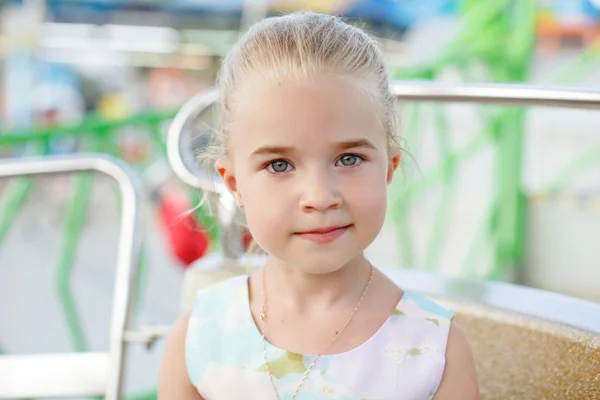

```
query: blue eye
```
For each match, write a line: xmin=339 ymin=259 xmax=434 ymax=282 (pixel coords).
xmin=337 ymin=154 xmax=362 ymax=167
xmin=267 ymin=160 xmax=291 ymax=173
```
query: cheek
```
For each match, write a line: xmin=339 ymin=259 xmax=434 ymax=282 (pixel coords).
xmin=239 ymin=173 xmax=292 ymax=213
xmin=238 ymin=174 xmax=293 ymax=244
xmin=347 ymin=167 xmax=388 ymax=224
xmin=353 ymin=184 xmax=387 ymax=217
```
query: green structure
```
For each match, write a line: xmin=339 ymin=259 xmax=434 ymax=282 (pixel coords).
xmin=390 ymin=0 xmax=600 ymax=279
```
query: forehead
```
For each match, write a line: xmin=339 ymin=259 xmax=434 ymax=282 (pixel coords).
xmin=228 ymin=75 xmax=385 ymax=152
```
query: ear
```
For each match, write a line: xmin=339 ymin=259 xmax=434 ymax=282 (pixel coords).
xmin=387 ymin=146 xmax=401 ymax=184
xmin=215 ymin=158 xmax=241 ymax=201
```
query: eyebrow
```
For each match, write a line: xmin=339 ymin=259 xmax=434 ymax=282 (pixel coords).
xmin=249 ymin=139 xmax=377 ymax=159
xmin=336 ymin=139 xmax=377 ymax=151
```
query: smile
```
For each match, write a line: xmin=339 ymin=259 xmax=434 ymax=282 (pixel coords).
xmin=294 ymin=225 xmax=351 ymax=244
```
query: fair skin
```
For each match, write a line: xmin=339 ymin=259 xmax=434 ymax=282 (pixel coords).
xmin=158 ymin=74 xmax=479 ymax=399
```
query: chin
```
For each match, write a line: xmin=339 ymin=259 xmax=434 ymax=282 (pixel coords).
xmin=279 ymin=249 xmax=365 ymax=275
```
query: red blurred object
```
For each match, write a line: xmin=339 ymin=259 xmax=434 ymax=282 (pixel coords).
xmin=158 ymin=190 xmax=209 ymax=268
xmin=242 ymin=228 xmax=253 ymax=249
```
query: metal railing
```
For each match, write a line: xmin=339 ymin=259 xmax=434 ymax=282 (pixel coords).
xmin=168 ymin=81 xmax=600 ymax=191
xmin=167 ymin=81 xmax=600 ymax=189
xmin=0 ymin=154 xmax=142 ymax=399
xmin=391 ymin=81 xmax=600 ymax=109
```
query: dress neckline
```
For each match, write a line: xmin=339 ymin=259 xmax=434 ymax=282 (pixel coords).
xmin=238 ymin=274 xmax=406 ymax=358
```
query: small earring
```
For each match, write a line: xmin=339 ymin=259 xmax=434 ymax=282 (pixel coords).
xmin=238 ymin=203 xmax=244 ymax=211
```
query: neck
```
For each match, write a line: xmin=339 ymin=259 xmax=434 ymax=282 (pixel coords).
xmin=263 ymin=255 xmax=372 ymax=313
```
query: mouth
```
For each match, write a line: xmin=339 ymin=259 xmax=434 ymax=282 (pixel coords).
xmin=294 ymin=225 xmax=351 ymax=244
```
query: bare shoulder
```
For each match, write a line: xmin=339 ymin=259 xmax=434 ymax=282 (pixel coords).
xmin=158 ymin=312 xmax=204 ymax=400
xmin=433 ymin=322 xmax=479 ymax=400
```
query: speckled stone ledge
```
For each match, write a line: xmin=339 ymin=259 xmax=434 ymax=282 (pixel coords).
xmin=439 ymin=299 xmax=600 ymax=400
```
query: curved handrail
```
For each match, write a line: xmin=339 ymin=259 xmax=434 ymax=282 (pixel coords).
xmin=0 ymin=154 xmax=143 ymax=400
xmin=167 ymin=81 xmax=600 ymax=193
xmin=166 ymin=86 xmax=220 ymax=193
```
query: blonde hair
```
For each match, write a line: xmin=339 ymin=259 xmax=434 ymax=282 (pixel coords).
xmin=200 ymin=11 xmax=398 ymax=171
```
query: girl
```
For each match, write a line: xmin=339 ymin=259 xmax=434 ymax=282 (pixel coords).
xmin=159 ymin=12 xmax=479 ymax=400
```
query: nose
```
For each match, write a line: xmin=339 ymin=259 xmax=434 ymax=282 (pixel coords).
xmin=298 ymin=168 xmax=342 ymax=212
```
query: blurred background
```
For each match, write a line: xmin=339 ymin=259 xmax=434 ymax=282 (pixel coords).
xmin=0 ymin=0 xmax=599 ymax=399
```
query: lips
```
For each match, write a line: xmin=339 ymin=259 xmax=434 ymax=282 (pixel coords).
xmin=294 ymin=225 xmax=351 ymax=244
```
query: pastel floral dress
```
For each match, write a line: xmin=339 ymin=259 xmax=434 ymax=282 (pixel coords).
xmin=186 ymin=275 xmax=453 ymax=400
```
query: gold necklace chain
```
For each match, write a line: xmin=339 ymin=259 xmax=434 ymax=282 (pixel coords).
xmin=259 ymin=264 xmax=374 ymax=400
